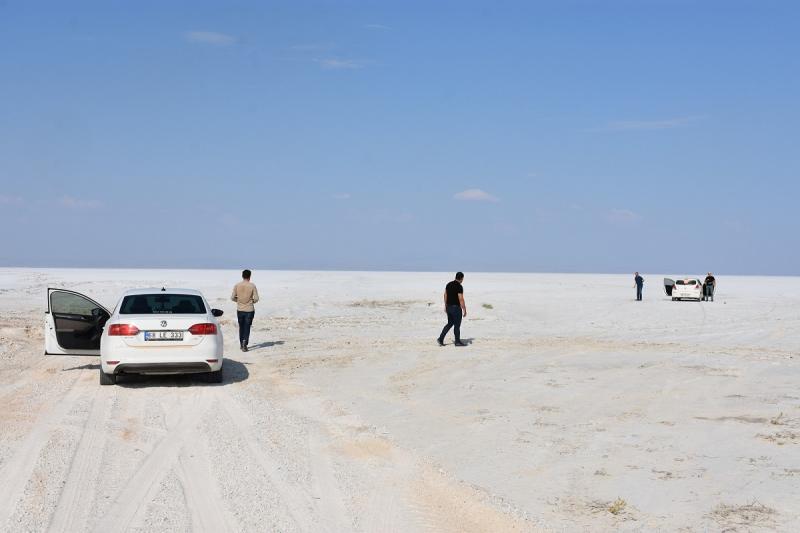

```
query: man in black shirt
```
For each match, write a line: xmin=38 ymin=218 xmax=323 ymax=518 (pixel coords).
xmin=703 ymin=272 xmax=716 ymax=301
xmin=437 ymin=272 xmax=467 ymax=346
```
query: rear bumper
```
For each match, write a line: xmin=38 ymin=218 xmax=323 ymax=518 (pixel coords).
xmin=112 ymin=362 xmax=215 ymax=375
xmin=674 ymin=294 xmax=702 ymax=300
xmin=101 ymin=353 xmax=223 ymax=374
xmin=101 ymin=337 xmax=223 ymax=374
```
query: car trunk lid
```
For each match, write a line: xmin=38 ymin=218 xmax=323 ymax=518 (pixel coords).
xmin=113 ymin=315 xmax=210 ymax=347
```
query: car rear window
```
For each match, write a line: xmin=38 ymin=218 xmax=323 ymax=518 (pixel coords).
xmin=676 ymin=280 xmax=698 ymax=285
xmin=119 ymin=294 xmax=207 ymax=314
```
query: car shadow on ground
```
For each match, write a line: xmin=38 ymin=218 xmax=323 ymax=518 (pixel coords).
xmin=111 ymin=358 xmax=250 ymax=388
xmin=62 ymin=363 xmax=101 ymax=371
xmin=247 ymin=340 xmax=285 ymax=350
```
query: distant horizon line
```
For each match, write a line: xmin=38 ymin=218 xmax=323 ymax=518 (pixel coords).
xmin=0 ymin=265 xmax=797 ymax=278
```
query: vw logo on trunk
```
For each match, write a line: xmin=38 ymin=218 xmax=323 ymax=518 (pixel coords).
xmin=160 ymin=320 xmax=167 ymax=328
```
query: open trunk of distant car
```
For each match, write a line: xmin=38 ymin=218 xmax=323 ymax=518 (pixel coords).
xmin=663 ymin=278 xmax=675 ymax=297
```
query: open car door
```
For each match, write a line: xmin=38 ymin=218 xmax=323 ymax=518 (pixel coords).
xmin=44 ymin=288 xmax=111 ymax=356
xmin=664 ymin=278 xmax=675 ymax=297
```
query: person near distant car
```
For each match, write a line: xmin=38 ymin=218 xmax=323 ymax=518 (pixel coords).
xmin=231 ymin=269 xmax=259 ymax=352
xmin=438 ymin=272 xmax=467 ymax=347
xmin=703 ymin=272 xmax=716 ymax=301
xmin=634 ymin=272 xmax=644 ymax=301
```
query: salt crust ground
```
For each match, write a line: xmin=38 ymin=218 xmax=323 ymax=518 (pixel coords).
xmin=0 ymin=268 xmax=798 ymax=532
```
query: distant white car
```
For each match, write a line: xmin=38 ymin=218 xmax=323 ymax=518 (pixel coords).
xmin=664 ymin=278 xmax=703 ymax=301
xmin=45 ymin=288 xmax=225 ymax=385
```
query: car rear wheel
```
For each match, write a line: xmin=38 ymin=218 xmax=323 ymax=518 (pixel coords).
xmin=99 ymin=370 xmax=117 ymax=385
xmin=206 ymin=367 xmax=223 ymax=384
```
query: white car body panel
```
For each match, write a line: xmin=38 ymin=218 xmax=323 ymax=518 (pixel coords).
xmin=45 ymin=313 xmax=105 ymax=356
xmin=44 ymin=289 xmax=109 ymax=356
xmin=671 ymin=278 xmax=703 ymax=300
xmin=45 ymin=287 xmax=224 ymax=382
xmin=102 ymin=289 xmax=223 ymax=375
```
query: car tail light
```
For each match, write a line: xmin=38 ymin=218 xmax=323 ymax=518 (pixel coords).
xmin=189 ymin=323 xmax=217 ymax=335
xmin=108 ymin=324 xmax=140 ymax=336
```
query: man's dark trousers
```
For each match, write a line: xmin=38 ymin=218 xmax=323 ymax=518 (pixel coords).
xmin=237 ymin=311 xmax=255 ymax=346
xmin=636 ymin=286 xmax=643 ymax=301
xmin=439 ymin=305 xmax=463 ymax=344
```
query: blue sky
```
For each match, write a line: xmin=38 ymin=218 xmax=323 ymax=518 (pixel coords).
xmin=1 ymin=0 xmax=798 ymax=274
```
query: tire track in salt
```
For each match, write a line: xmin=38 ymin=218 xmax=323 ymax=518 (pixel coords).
xmin=47 ymin=385 xmax=113 ymax=533
xmin=362 ymin=482 xmax=406 ymax=533
xmin=217 ymin=393 xmax=315 ymax=531
xmin=356 ymin=442 xmax=418 ymax=533
xmin=177 ymin=431 xmax=235 ymax=532
xmin=308 ymin=426 xmax=352 ymax=532
xmin=92 ymin=389 xmax=213 ymax=533
xmin=0 ymin=365 xmax=92 ymax=529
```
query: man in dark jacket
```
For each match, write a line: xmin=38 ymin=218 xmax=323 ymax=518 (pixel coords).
xmin=437 ymin=272 xmax=467 ymax=346
xmin=634 ymin=272 xmax=644 ymax=301
xmin=703 ymin=272 xmax=716 ymax=301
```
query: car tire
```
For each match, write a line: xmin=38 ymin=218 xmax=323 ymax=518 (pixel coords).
xmin=672 ymin=297 xmax=677 ymax=301
xmin=99 ymin=370 xmax=117 ymax=385
xmin=206 ymin=367 xmax=223 ymax=384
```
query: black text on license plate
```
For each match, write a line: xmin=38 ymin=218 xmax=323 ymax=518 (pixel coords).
xmin=145 ymin=331 xmax=184 ymax=341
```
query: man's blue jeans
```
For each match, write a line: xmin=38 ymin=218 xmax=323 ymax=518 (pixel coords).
xmin=439 ymin=305 xmax=463 ymax=343
xmin=237 ymin=311 xmax=255 ymax=346
xmin=636 ymin=286 xmax=643 ymax=301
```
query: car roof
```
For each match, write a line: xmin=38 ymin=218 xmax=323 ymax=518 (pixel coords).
xmin=120 ymin=288 xmax=205 ymax=297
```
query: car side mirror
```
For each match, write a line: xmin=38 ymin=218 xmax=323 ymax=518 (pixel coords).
xmin=211 ymin=308 xmax=223 ymax=317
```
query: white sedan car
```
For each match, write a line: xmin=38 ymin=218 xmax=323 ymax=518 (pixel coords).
xmin=664 ymin=278 xmax=703 ymax=301
xmin=45 ymin=288 xmax=225 ymax=385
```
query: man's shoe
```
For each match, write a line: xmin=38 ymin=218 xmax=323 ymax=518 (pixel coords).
xmin=454 ymin=341 xmax=467 ymax=347
xmin=242 ymin=344 xmax=249 ymax=353
xmin=437 ymin=338 xmax=444 ymax=346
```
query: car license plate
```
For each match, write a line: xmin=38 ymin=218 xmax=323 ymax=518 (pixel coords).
xmin=144 ymin=331 xmax=184 ymax=341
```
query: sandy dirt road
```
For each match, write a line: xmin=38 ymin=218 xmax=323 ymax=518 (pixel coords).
xmin=0 ymin=269 xmax=798 ymax=531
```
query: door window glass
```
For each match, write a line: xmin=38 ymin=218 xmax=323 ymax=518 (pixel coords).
xmin=51 ymin=291 xmax=98 ymax=316
xmin=50 ymin=291 xmax=106 ymax=351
